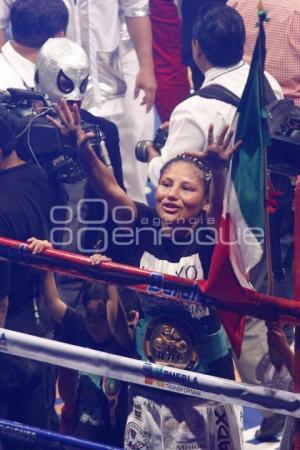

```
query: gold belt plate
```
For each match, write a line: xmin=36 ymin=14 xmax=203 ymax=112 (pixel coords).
xmin=144 ymin=315 xmax=200 ymax=370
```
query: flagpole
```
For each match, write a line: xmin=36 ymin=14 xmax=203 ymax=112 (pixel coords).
xmin=294 ymin=177 xmax=300 ymax=449
xmin=256 ymin=2 xmax=285 ymax=376
xmin=257 ymin=1 xmax=273 ymax=297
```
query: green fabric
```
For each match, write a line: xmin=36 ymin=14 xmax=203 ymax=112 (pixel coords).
xmin=231 ymin=19 xmax=270 ymax=235
xmin=81 ymin=371 xmax=101 ymax=388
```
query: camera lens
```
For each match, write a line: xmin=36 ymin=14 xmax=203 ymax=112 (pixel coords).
xmin=135 ymin=128 xmax=168 ymax=163
xmin=135 ymin=140 xmax=150 ymax=162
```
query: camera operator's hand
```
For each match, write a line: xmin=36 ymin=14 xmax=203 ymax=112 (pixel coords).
xmin=145 ymin=122 xmax=169 ymax=161
xmin=160 ymin=121 xmax=169 ymax=131
xmin=146 ymin=142 xmax=160 ymax=161
xmin=47 ymin=100 xmax=81 ymax=139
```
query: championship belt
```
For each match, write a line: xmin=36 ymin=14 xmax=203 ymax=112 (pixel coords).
xmin=101 ymin=377 xmax=121 ymax=428
xmin=144 ymin=315 xmax=200 ymax=370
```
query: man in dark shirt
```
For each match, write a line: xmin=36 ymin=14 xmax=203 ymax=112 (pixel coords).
xmin=0 ymin=105 xmax=59 ymax=450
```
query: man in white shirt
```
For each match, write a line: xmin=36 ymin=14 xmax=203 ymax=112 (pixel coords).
xmin=147 ymin=2 xmax=283 ymax=186
xmin=63 ymin=1 xmax=156 ymax=117
xmin=0 ymin=0 xmax=68 ymax=91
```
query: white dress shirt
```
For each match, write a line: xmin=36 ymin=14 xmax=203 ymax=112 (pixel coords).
xmin=0 ymin=0 xmax=13 ymax=30
xmin=148 ymin=61 xmax=283 ymax=186
xmin=0 ymin=41 xmax=35 ymax=90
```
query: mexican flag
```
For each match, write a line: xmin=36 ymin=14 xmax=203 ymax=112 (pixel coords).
xmin=204 ymin=8 xmax=270 ymax=356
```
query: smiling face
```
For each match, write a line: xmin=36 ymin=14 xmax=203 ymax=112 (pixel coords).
xmin=155 ymin=160 xmax=208 ymax=229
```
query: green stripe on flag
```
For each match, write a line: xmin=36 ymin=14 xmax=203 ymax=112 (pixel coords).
xmin=231 ymin=22 xmax=270 ymax=237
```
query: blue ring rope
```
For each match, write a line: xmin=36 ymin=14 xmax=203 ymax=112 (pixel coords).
xmin=0 ymin=418 xmax=121 ymax=450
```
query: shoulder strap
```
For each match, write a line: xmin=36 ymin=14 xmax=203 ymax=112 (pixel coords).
xmin=195 ymin=84 xmax=240 ymax=107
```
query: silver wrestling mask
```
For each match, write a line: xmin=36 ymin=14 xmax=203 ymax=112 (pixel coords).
xmin=34 ymin=37 xmax=89 ymax=103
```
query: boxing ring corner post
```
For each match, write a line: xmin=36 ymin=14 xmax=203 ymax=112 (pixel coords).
xmin=294 ymin=176 xmax=300 ymax=450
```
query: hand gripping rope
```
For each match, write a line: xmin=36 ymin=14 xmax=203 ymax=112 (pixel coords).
xmin=0 ymin=236 xmax=299 ymax=324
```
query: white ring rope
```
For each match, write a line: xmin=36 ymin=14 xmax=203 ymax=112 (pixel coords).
xmin=0 ymin=328 xmax=298 ymax=418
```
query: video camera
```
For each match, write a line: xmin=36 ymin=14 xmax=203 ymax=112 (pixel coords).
xmin=0 ymin=88 xmax=105 ymax=184
xmin=267 ymin=99 xmax=300 ymax=177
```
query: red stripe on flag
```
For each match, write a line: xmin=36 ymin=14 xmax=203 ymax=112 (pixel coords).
xmin=204 ymin=214 xmax=246 ymax=356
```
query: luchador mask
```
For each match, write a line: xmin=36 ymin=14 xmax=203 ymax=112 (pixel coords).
xmin=34 ymin=37 xmax=89 ymax=103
